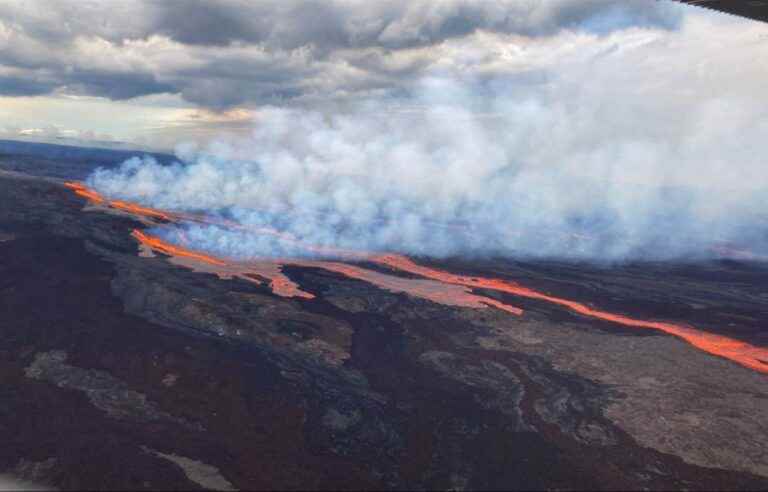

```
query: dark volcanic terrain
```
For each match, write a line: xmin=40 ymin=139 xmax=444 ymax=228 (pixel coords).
xmin=0 ymin=151 xmax=767 ymax=490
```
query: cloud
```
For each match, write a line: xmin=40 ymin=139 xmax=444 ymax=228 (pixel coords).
xmin=63 ymin=69 xmax=176 ymax=100
xmin=144 ymin=0 xmax=682 ymax=50
xmin=0 ymin=74 xmax=55 ymax=96
xmin=0 ymin=0 xmax=684 ymax=108
xmin=86 ymin=14 xmax=768 ymax=262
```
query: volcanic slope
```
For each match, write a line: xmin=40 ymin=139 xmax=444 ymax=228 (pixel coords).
xmin=67 ymin=180 xmax=768 ymax=375
xmin=0 ymin=166 xmax=767 ymax=490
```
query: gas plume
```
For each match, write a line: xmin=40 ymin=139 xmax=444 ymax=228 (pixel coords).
xmin=86 ymin=14 xmax=768 ymax=262
xmin=127 ymin=212 xmax=767 ymax=375
xmin=64 ymin=183 xmax=768 ymax=374
xmin=86 ymin=93 xmax=768 ymax=262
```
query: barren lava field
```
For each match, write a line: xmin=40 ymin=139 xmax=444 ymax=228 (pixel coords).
xmin=1 ymin=157 xmax=767 ymax=490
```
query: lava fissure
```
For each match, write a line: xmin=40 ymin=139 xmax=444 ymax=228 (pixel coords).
xmin=131 ymin=228 xmax=524 ymax=313
xmin=66 ymin=182 xmax=174 ymax=222
xmin=67 ymin=181 xmax=768 ymax=375
xmin=131 ymin=229 xmax=226 ymax=266
xmin=371 ymin=254 xmax=768 ymax=374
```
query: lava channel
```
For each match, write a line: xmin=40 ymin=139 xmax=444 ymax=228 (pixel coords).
xmin=65 ymin=182 xmax=174 ymax=222
xmin=372 ymin=254 xmax=768 ymax=374
xmin=131 ymin=229 xmax=226 ymax=266
xmin=131 ymin=228 xmax=523 ymax=314
xmin=66 ymin=181 xmax=768 ymax=375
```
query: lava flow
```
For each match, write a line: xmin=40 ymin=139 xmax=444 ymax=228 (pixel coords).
xmin=131 ymin=228 xmax=523 ymax=314
xmin=304 ymin=261 xmax=524 ymax=315
xmin=65 ymin=182 xmax=367 ymax=259
xmin=132 ymin=229 xmax=226 ymax=266
xmin=372 ymin=254 xmax=768 ymax=374
xmin=66 ymin=181 xmax=768 ymax=375
xmin=65 ymin=182 xmax=173 ymax=221
xmin=65 ymin=181 xmax=105 ymax=203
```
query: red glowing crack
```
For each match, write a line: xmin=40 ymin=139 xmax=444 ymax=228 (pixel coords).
xmin=67 ymin=181 xmax=768 ymax=375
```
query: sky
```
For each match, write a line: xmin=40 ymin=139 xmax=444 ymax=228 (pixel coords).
xmin=2 ymin=1 xmax=768 ymax=262
xmin=0 ymin=0 xmax=764 ymax=151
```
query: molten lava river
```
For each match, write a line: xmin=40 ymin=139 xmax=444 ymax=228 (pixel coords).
xmin=65 ymin=181 xmax=768 ymax=375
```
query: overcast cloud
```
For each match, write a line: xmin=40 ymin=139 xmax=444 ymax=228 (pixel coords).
xmin=4 ymin=1 xmax=768 ymax=262
xmin=83 ymin=3 xmax=768 ymax=262
xmin=0 ymin=0 xmax=683 ymax=108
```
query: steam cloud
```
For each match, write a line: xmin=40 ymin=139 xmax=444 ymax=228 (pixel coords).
xmin=88 ymin=14 xmax=768 ymax=263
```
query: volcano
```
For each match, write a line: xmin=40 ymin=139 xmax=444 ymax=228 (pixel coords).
xmin=0 ymin=149 xmax=767 ymax=490
xmin=69 ymin=181 xmax=768 ymax=375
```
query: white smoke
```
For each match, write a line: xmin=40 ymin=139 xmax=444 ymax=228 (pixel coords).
xmin=87 ymin=13 xmax=768 ymax=262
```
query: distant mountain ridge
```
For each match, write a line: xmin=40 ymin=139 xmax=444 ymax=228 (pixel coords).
xmin=0 ymin=138 xmax=174 ymax=164
xmin=0 ymin=138 xmax=176 ymax=181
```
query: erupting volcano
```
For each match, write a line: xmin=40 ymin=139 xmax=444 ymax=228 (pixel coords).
xmin=67 ymin=182 xmax=768 ymax=375
xmin=6 ymin=0 xmax=768 ymax=487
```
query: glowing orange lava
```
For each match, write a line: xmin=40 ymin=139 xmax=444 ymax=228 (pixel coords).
xmin=65 ymin=182 xmax=371 ymax=258
xmin=130 ymin=228 xmax=523 ymax=313
xmin=111 ymin=200 xmax=172 ymax=221
xmin=65 ymin=181 xmax=106 ymax=203
xmin=305 ymin=261 xmax=524 ymax=315
xmin=132 ymin=229 xmax=226 ymax=266
xmin=65 ymin=182 xmax=174 ymax=222
xmin=372 ymin=254 xmax=768 ymax=374
xmin=265 ymin=272 xmax=316 ymax=299
xmin=65 ymin=181 xmax=768 ymax=375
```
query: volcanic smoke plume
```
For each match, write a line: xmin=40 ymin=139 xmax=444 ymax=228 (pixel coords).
xmin=87 ymin=80 xmax=768 ymax=262
xmin=64 ymin=181 xmax=768 ymax=375
xmin=82 ymin=6 xmax=768 ymax=264
xmin=75 ymin=18 xmax=768 ymax=375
